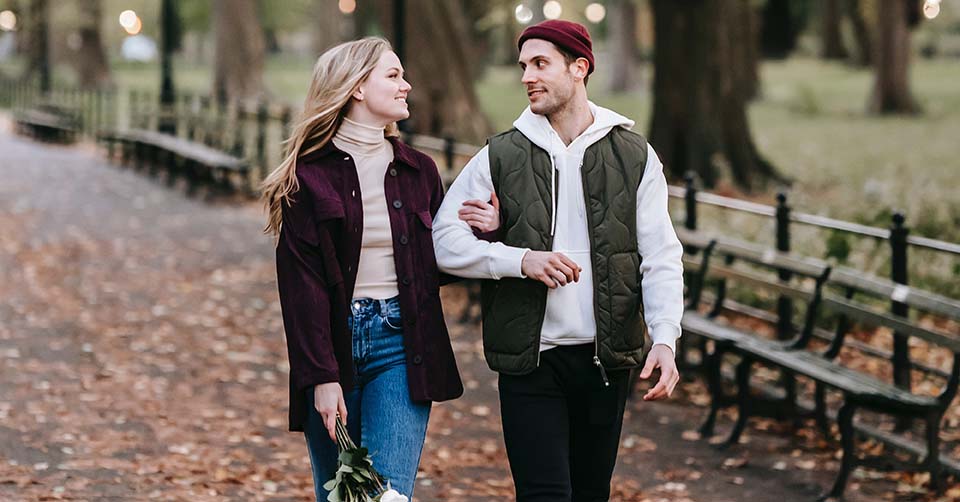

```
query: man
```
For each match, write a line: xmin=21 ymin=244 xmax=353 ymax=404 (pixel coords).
xmin=433 ymin=20 xmax=684 ymax=501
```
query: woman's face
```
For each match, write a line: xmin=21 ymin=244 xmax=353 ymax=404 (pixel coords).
xmin=353 ymin=51 xmax=411 ymax=125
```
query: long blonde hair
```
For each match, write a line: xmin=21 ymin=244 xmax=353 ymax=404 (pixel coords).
xmin=261 ymin=37 xmax=399 ymax=237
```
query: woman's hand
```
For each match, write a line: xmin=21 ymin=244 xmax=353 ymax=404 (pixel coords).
xmin=458 ymin=191 xmax=500 ymax=233
xmin=313 ymin=382 xmax=347 ymax=441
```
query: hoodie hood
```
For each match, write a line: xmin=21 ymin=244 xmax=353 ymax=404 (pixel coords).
xmin=512 ymin=101 xmax=634 ymax=155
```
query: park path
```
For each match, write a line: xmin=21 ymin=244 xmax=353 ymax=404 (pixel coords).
xmin=0 ymin=124 xmax=926 ymax=501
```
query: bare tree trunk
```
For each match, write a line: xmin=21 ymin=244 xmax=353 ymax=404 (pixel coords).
xmin=649 ymin=0 xmax=784 ymax=190
xmin=527 ymin=0 xmax=545 ymax=24
xmin=821 ymin=0 xmax=850 ymax=60
xmin=740 ymin=0 xmax=761 ymax=100
xmin=22 ymin=0 xmax=51 ymax=92
xmin=760 ymin=0 xmax=802 ymax=59
xmin=72 ymin=0 xmax=111 ymax=88
xmin=869 ymin=0 xmax=918 ymax=114
xmin=845 ymin=0 xmax=873 ymax=66
xmin=369 ymin=0 xmax=492 ymax=142
xmin=608 ymin=0 xmax=640 ymax=93
xmin=212 ymin=0 xmax=265 ymax=103
xmin=311 ymin=0 xmax=350 ymax=55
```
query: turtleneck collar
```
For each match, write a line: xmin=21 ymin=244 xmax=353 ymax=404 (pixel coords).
xmin=333 ymin=117 xmax=388 ymax=158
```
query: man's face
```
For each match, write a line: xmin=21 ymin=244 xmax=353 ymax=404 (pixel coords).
xmin=518 ymin=39 xmax=579 ymax=116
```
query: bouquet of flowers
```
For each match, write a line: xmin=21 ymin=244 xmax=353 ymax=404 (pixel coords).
xmin=322 ymin=417 xmax=408 ymax=502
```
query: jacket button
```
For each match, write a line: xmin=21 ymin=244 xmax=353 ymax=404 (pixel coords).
xmin=354 ymin=226 xmax=359 ymax=233
xmin=389 ymin=168 xmax=398 ymax=177
xmin=343 ymin=156 xmax=350 ymax=161
xmin=347 ymin=265 xmax=353 ymax=272
xmin=412 ymin=354 xmax=422 ymax=365
xmin=402 ymin=278 xmax=411 ymax=286
xmin=400 ymin=235 xmax=409 ymax=245
xmin=392 ymin=200 xmax=403 ymax=209
xmin=351 ymin=190 xmax=356 ymax=197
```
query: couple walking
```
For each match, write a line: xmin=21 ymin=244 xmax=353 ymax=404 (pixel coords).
xmin=262 ymin=20 xmax=684 ymax=502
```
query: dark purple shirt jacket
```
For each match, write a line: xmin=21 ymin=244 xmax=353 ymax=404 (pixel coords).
xmin=276 ymin=137 xmax=463 ymax=431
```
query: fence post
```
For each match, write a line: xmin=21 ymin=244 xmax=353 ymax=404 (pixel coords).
xmin=443 ymin=135 xmax=455 ymax=174
xmin=775 ymin=192 xmax=793 ymax=340
xmin=280 ymin=106 xmax=292 ymax=162
xmin=890 ymin=212 xmax=911 ymax=429
xmin=256 ymin=101 xmax=269 ymax=180
xmin=684 ymin=172 xmax=698 ymax=231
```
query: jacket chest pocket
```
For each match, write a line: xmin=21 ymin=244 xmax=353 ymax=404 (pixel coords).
xmin=404 ymin=210 xmax=438 ymax=288
xmin=314 ymin=198 xmax=346 ymax=286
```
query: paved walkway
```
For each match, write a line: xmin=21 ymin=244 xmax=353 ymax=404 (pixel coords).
xmin=0 ymin=126 xmax=923 ymax=501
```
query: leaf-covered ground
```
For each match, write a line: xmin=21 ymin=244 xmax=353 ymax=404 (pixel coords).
xmin=0 ymin=128 xmax=955 ymax=501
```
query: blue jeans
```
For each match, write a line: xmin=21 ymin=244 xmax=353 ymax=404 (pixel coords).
xmin=304 ymin=296 xmax=431 ymax=501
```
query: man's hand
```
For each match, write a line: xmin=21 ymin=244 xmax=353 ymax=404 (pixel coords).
xmin=458 ymin=191 xmax=500 ymax=233
xmin=313 ymin=382 xmax=347 ymax=441
xmin=638 ymin=345 xmax=679 ymax=401
xmin=521 ymin=250 xmax=582 ymax=288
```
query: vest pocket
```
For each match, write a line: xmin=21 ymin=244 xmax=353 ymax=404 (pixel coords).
xmin=607 ymin=252 xmax=645 ymax=351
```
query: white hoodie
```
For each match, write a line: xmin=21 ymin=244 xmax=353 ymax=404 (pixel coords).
xmin=433 ymin=103 xmax=684 ymax=353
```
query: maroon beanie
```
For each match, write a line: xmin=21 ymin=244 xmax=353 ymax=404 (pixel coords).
xmin=518 ymin=20 xmax=595 ymax=75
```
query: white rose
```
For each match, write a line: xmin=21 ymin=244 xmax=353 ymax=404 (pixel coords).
xmin=379 ymin=489 xmax=409 ymax=502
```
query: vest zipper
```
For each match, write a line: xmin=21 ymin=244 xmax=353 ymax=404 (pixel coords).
xmin=593 ymin=353 xmax=609 ymax=387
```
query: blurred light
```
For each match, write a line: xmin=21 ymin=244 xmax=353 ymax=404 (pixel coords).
xmin=338 ymin=0 xmax=356 ymax=14
xmin=515 ymin=4 xmax=533 ymax=24
xmin=923 ymin=0 xmax=941 ymax=19
xmin=0 ymin=10 xmax=16 ymax=31
xmin=585 ymin=3 xmax=606 ymax=23
xmin=118 ymin=10 xmax=138 ymax=29
xmin=124 ymin=16 xmax=142 ymax=36
xmin=543 ymin=1 xmax=562 ymax=20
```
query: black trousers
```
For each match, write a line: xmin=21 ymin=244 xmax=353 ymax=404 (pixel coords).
xmin=498 ymin=344 xmax=631 ymax=502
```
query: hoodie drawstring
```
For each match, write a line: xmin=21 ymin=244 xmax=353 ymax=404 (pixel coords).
xmin=548 ymin=130 xmax=558 ymax=237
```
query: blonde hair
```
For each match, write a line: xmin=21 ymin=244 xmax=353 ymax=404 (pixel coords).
xmin=261 ymin=37 xmax=399 ymax=237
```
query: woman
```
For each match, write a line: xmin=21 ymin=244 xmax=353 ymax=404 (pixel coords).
xmin=261 ymin=37 xmax=497 ymax=500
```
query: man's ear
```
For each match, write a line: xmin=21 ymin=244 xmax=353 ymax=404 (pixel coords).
xmin=573 ymin=57 xmax=590 ymax=81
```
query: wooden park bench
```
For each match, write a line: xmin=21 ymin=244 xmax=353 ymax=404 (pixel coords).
xmin=14 ymin=103 xmax=79 ymax=143
xmin=98 ymin=128 xmax=250 ymax=197
xmin=676 ymin=228 xmax=960 ymax=499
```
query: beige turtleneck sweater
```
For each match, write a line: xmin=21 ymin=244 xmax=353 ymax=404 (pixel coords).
xmin=332 ymin=117 xmax=399 ymax=300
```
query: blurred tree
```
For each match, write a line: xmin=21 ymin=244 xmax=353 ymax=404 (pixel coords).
xmin=310 ymin=0 xmax=349 ymax=56
xmin=365 ymin=0 xmax=491 ymax=142
xmin=20 ymin=0 xmax=51 ymax=92
xmin=212 ymin=0 xmax=265 ymax=103
xmin=868 ymin=0 xmax=919 ymax=113
xmin=741 ymin=0 xmax=761 ymax=100
xmin=607 ymin=0 xmax=640 ymax=93
xmin=527 ymin=0 xmax=545 ymax=25
xmin=71 ymin=0 xmax=111 ymax=88
xmin=649 ymin=0 xmax=784 ymax=189
xmin=760 ymin=0 xmax=808 ymax=59
xmin=845 ymin=0 xmax=873 ymax=66
xmin=821 ymin=0 xmax=850 ymax=59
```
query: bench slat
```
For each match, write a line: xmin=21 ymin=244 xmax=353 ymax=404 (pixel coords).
xmin=822 ymin=296 xmax=960 ymax=353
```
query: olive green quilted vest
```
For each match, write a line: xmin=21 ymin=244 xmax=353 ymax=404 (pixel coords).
xmin=481 ymin=127 xmax=649 ymax=375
